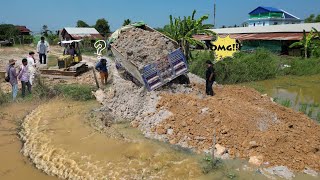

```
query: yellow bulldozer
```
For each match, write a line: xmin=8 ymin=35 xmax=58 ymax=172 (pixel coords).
xmin=41 ymin=40 xmax=88 ymax=76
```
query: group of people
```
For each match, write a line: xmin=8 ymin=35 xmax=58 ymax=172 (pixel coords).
xmin=5 ymin=36 xmax=50 ymax=101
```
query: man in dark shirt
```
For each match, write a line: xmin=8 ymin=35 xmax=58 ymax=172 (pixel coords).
xmin=205 ymin=60 xmax=215 ymax=96
xmin=95 ymin=58 xmax=108 ymax=85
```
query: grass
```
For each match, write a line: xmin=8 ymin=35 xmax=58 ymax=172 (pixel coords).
xmin=189 ymin=48 xmax=320 ymax=84
xmin=0 ymin=88 xmax=10 ymax=105
xmin=54 ymin=84 xmax=95 ymax=101
xmin=280 ymin=99 xmax=292 ymax=107
xmin=200 ymin=155 xmax=224 ymax=174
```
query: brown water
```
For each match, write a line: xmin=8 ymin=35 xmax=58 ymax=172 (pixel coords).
xmin=0 ymin=101 xmax=56 ymax=180
xmin=243 ymin=75 xmax=320 ymax=120
xmin=1 ymin=99 xmax=316 ymax=179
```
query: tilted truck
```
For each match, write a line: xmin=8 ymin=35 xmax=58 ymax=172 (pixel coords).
xmin=110 ymin=23 xmax=189 ymax=91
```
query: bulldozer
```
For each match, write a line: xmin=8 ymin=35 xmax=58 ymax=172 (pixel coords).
xmin=40 ymin=40 xmax=88 ymax=77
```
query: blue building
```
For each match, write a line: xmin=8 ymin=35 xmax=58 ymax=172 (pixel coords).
xmin=247 ymin=7 xmax=302 ymax=27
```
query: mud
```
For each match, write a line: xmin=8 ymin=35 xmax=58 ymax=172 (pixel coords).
xmin=113 ymin=27 xmax=177 ymax=69
xmin=152 ymin=86 xmax=320 ymax=172
xmin=18 ymin=99 xmax=205 ymax=179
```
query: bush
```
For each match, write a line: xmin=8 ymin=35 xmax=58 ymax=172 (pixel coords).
xmin=54 ymin=84 xmax=94 ymax=101
xmin=214 ymin=49 xmax=280 ymax=84
xmin=0 ymin=88 xmax=10 ymax=105
xmin=190 ymin=48 xmax=320 ymax=84
xmin=189 ymin=50 xmax=215 ymax=79
xmin=282 ymin=57 xmax=320 ymax=76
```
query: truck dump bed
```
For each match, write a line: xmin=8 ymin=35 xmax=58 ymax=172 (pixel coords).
xmin=111 ymin=25 xmax=188 ymax=91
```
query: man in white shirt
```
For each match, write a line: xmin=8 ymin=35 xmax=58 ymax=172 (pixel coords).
xmin=36 ymin=36 xmax=50 ymax=64
xmin=27 ymin=51 xmax=36 ymax=85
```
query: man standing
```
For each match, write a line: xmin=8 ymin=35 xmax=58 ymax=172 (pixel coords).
xmin=18 ymin=58 xmax=31 ymax=98
xmin=36 ymin=36 xmax=50 ymax=64
xmin=6 ymin=59 xmax=18 ymax=101
xmin=27 ymin=51 xmax=36 ymax=85
xmin=205 ymin=60 xmax=215 ymax=96
xmin=95 ymin=58 xmax=108 ymax=85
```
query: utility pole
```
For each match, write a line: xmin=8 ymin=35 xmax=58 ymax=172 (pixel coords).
xmin=214 ymin=0 xmax=216 ymax=28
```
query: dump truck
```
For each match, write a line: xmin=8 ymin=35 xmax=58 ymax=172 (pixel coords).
xmin=110 ymin=23 xmax=189 ymax=91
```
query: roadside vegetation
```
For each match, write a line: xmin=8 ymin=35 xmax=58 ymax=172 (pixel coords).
xmin=189 ymin=48 xmax=320 ymax=84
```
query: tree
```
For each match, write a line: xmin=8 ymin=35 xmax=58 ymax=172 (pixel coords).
xmin=304 ymin=14 xmax=320 ymax=23
xmin=77 ymin=20 xmax=90 ymax=27
xmin=315 ymin=14 xmax=320 ymax=23
xmin=0 ymin=24 xmax=19 ymax=40
xmin=95 ymin=18 xmax=110 ymax=37
xmin=289 ymin=30 xmax=315 ymax=59
xmin=41 ymin=25 xmax=51 ymax=37
xmin=163 ymin=10 xmax=216 ymax=61
xmin=122 ymin=19 xmax=131 ymax=26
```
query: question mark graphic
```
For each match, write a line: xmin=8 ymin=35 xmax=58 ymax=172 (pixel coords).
xmin=94 ymin=40 xmax=107 ymax=59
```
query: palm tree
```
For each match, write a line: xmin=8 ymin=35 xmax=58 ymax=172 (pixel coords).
xmin=122 ymin=19 xmax=131 ymax=26
xmin=289 ymin=30 xmax=315 ymax=59
xmin=163 ymin=10 xmax=216 ymax=61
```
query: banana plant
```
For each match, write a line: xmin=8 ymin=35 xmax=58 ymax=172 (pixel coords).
xmin=289 ymin=30 xmax=315 ymax=59
xmin=164 ymin=10 xmax=216 ymax=61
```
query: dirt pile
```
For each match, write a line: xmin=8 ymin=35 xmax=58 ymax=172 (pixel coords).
xmin=113 ymin=27 xmax=177 ymax=69
xmin=147 ymin=86 xmax=320 ymax=172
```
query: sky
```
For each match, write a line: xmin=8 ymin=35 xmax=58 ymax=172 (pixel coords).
xmin=0 ymin=0 xmax=320 ymax=33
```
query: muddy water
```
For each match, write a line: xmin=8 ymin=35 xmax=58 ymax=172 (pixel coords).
xmin=15 ymin=99 xmax=272 ymax=179
xmin=0 ymin=101 xmax=56 ymax=180
xmin=19 ymin=99 xmax=204 ymax=179
xmin=243 ymin=75 xmax=320 ymax=120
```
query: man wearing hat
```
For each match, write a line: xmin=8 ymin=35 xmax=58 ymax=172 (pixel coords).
xmin=6 ymin=59 xmax=18 ymax=101
xmin=205 ymin=60 xmax=215 ymax=96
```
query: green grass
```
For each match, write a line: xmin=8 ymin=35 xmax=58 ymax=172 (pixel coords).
xmin=54 ymin=84 xmax=95 ymax=101
xmin=317 ymin=112 xmax=320 ymax=123
xmin=189 ymin=48 xmax=320 ymax=84
xmin=280 ymin=99 xmax=292 ymax=107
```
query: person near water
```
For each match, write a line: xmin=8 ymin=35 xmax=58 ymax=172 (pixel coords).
xmin=27 ymin=51 xmax=36 ymax=85
xmin=6 ymin=59 xmax=18 ymax=101
xmin=205 ymin=60 xmax=215 ymax=96
xmin=36 ymin=36 xmax=50 ymax=64
xmin=95 ymin=58 xmax=108 ymax=85
xmin=18 ymin=58 xmax=32 ymax=98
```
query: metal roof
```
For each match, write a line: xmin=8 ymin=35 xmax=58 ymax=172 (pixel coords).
xmin=64 ymin=27 xmax=100 ymax=35
xmin=15 ymin=26 xmax=31 ymax=33
xmin=249 ymin=6 xmax=300 ymax=20
xmin=249 ymin=6 xmax=283 ymax=15
xmin=223 ymin=33 xmax=304 ymax=41
xmin=209 ymin=23 xmax=320 ymax=34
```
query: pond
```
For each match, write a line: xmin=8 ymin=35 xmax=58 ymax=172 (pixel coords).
xmin=242 ymin=75 xmax=320 ymax=121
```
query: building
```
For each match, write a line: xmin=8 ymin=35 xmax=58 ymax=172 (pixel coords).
xmin=247 ymin=6 xmax=302 ymax=27
xmin=195 ymin=23 xmax=320 ymax=55
xmin=60 ymin=27 xmax=103 ymax=41
xmin=15 ymin=25 xmax=32 ymax=44
xmin=15 ymin=26 xmax=31 ymax=35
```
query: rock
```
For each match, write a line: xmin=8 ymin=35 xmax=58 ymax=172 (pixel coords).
xmin=167 ymin=128 xmax=174 ymax=135
xmin=249 ymin=155 xmax=263 ymax=166
xmin=303 ymin=167 xmax=318 ymax=177
xmin=220 ymin=153 xmax=230 ymax=160
xmin=131 ymin=121 xmax=139 ymax=128
xmin=93 ymin=89 xmax=106 ymax=104
xmin=249 ymin=141 xmax=259 ymax=149
xmin=263 ymin=166 xmax=295 ymax=180
xmin=201 ymin=107 xmax=209 ymax=114
xmin=215 ymin=144 xmax=227 ymax=156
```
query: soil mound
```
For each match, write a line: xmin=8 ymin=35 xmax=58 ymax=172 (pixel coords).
xmin=112 ymin=27 xmax=177 ymax=69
